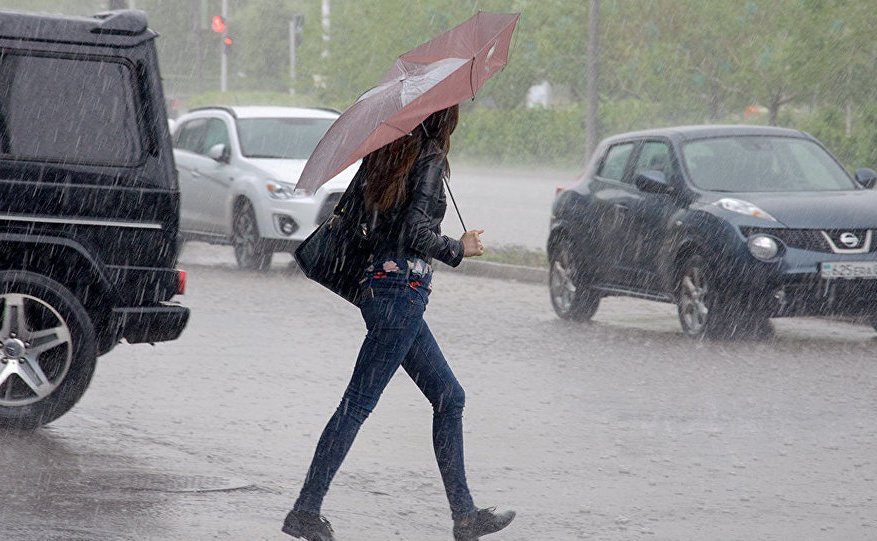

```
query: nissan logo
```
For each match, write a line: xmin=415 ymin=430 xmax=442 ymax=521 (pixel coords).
xmin=839 ymin=232 xmax=860 ymax=248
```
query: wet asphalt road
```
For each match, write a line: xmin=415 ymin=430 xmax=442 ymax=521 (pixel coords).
xmin=2 ymin=244 xmax=876 ymax=541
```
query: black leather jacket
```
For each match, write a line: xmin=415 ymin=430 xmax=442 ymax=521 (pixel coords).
xmin=365 ymin=141 xmax=465 ymax=267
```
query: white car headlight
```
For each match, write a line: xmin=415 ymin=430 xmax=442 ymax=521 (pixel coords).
xmin=713 ymin=198 xmax=777 ymax=221
xmin=266 ymin=180 xmax=308 ymax=200
xmin=747 ymin=234 xmax=780 ymax=261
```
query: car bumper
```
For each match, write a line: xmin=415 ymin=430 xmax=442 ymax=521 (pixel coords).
xmin=113 ymin=303 xmax=190 ymax=344
xmin=255 ymin=189 xmax=343 ymax=244
xmin=714 ymin=243 xmax=877 ymax=318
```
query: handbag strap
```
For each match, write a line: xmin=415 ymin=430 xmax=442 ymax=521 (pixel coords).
xmin=443 ymin=177 xmax=466 ymax=232
xmin=334 ymin=167 xmax=367 ymax=220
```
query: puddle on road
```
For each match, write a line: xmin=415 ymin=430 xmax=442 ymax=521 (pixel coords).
xmin=0 ymin=418 xmax=258 ymax=541
xmin=87 ymin=471 xmax=253 ymax=493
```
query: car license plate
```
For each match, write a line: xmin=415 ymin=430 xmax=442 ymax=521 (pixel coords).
xmin=820 ymin=261 xmax=877 ymax=280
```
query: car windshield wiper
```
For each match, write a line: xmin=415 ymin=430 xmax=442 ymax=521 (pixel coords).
xmin=246 ymin=154 xmax=289 ymax=159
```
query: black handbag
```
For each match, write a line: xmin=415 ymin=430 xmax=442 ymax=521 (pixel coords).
xmin=294 ymin=171 xmax=372 ymax=305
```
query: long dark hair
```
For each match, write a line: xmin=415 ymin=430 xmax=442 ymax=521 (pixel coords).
xmin=363 ymin=104 xmax=459 ymax=213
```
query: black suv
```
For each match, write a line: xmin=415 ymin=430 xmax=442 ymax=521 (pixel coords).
xmin=0 ymin=9 xmax=188 ymax=428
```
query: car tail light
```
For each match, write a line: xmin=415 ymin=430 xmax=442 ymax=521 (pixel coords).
xmin=555 ymin=185 xmax=567 ymax=196
xmin=177 ymin=270 xmax=187 ymax=295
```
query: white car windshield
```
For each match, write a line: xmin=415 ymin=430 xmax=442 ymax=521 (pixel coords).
xmin=682 ymin=136 xmax=857 ymax=192
xmin=236 ymin=117 xmax=334 ymax=159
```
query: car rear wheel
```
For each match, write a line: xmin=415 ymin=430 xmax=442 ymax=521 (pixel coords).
xmin=0 ymin=271 xmax=97 ymax=430
xmin=232 ymin=201 xmax=272 ymax=271
xmin=549 ymin=240 xmax=600 ymax=321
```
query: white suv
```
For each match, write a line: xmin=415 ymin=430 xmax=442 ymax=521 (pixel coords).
xmin=172 ymin=106 xmax=357 ymax=270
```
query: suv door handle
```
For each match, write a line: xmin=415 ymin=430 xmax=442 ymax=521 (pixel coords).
xmin=191 ymin=169 xmax=202 ymax=178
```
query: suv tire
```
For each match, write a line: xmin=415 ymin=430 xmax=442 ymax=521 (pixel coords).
xmin=0 ymin=271 xmax=97 ymax=430
xmin=677 ymin=255 xmax=726 ymax=339
xmin=232 ymin=200 xmax=272 ymax=271
xmin=549 ymin=239 xmax=600 ymax=321
xmin=676 ymin=255 xmax=770 ymax=339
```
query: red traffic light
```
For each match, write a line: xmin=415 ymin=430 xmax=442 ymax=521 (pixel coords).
xmin=211 ymin=15 xmax=225 ymax=33
xmin=223 ymin=36 xmax=233 ymax=46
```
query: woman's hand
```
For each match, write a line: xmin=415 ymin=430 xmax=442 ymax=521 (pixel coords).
xmin=460 ymin=229 xmax=485 ymax=257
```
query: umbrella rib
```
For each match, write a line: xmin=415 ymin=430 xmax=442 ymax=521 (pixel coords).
xmin=382 ymin=121 xmax=410 ymax=135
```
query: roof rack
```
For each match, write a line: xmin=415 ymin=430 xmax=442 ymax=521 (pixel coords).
xmin=91 ymin=9 xmax=148 ymax=35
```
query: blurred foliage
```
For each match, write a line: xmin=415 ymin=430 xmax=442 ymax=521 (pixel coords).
xmin=3 ymin=0 xmax=877 ymax=168
xmin=452 ymin=106 xmax=585 ymax=166
xmin=0 ymin=0 xmax=102 ymax=13
xmin=788 ymin=105 xmax=877 ymax=171
xmin=185 ymin=90 xmax=324 ymax=109
xmin=453 ymin=99 xmax=693 ymax=167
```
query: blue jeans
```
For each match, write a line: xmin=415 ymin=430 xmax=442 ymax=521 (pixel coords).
xmin=294 ymin=260 xmax=477 ymax=520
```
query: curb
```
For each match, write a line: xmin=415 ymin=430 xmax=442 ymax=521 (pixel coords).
xmin=179 ymin=242 xmax=550 ymax=284
xmin=435 ymin=259 xmax=548 ymax=284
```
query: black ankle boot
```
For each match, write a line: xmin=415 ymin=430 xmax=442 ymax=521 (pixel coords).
xmin=453 ymin=507 xmax=516 ymax=540
xmin=282 ymin=509 xmax=337 ymax=541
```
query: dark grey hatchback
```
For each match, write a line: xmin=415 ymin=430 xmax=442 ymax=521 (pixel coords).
xmin=548 ymin=125 xmax=877 ymax=338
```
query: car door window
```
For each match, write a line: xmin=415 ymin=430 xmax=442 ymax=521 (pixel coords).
xmin=174 ymin=118 xmax=208 ymax=153
xmin=634 ymin=141 xmax=673 ymax=179
xmin=201 ymin=118 xmax=230 ymax=155
xmin=0 ymin=53 xmax=142 ymax=166
xmin=597 ymin=143 xmax=634 ymax=182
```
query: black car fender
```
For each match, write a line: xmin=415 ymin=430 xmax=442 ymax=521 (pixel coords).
xmin=0 ymin=232 xmax=120 ymax=309
xmin=663 ymin=210 xmax=739 ymax=290
xmin=548 ymin=189 xmax=600 ymax=256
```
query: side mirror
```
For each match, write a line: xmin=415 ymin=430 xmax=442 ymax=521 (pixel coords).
xmin=634 ymin=170 xmax=672 ymax=194
xmin=854 ymin=168 xmax=877 ymax=189
xmin=207 ymin=143 xmax=230 ymax=164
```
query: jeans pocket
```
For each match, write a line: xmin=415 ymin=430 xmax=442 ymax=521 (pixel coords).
xmin=408 ymin=285 xmax=429 ymax=308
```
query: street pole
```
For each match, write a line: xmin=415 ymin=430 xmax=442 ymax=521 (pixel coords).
xmin=191 ymin=0 xmax=203 ymax=94
xmin=321 ymin=0 xmax=330 ymax=59
xmin=289 ymin=20 xmax=297 ymax=94
xmin=220 ymin=0 xmax=228 ymax=93
xmin=289 ymin=14 xmax=304 ymax=95
xmin=585 ymin=0 xmax=600 ymax=162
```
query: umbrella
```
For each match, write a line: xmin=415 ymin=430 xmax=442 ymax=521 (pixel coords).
xmin=296 ymin=11 xmax=520 ymax=193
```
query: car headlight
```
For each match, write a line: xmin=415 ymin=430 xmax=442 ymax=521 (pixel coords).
xmin=713 ymin=198 xmax=777 ymax=221
xmin=747 ymin=234 xmax=780 ymax=261
xmin=265 ymin=180 xmax=308 ymax=200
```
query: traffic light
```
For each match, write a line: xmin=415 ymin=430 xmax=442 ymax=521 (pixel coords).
xmin=223 ymin=36 xmax=233 ymax=50
xmin=211 ymin=15 xmax=225 ymax=34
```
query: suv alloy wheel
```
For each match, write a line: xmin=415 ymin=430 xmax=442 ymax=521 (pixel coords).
xmin=676 ymin=254 xmax=770 ymax=339
xmin=232 ymin=200 xmax=273 ymax=271
xmin=0 ymin=272 xmax=97 ymax=430
xmin=549 ymin=239 xmax=600 ymax=321
xmin=676 ymin=255 xmax=715 ymax=338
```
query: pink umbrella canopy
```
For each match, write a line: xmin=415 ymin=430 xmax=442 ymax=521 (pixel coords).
xmin=296 ymin=11 xmax=520 ymax=193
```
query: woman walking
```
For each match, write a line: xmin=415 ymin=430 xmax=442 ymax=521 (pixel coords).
xmin=282 ymin=105 xmax=515 ymax=541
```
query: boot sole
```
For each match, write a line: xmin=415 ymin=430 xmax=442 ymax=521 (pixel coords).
xmin=281 ymin=524 xmax=333 ymax=541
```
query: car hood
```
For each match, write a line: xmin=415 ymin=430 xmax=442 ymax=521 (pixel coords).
xmin=249 ymin=158 xmax=360 ymax=193
xmin=707 ymin=190 xmax=877 ymax=229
